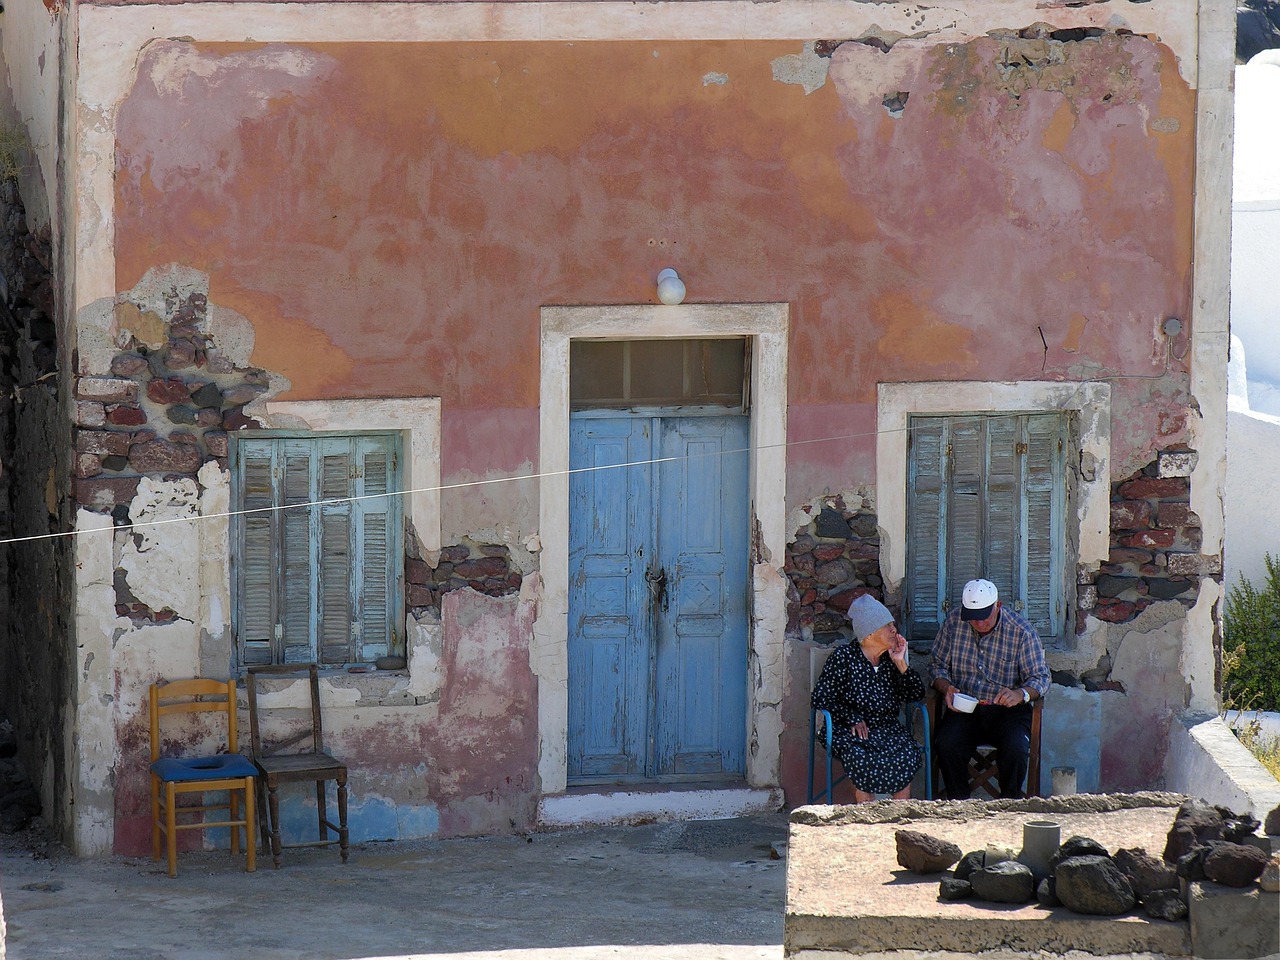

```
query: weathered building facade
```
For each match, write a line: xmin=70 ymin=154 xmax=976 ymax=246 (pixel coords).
xmin=0 ymin=0 xmax=1234 ymax=855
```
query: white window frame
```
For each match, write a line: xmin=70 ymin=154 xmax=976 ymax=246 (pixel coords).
xmin=877 ymin=381 xmax=1111 ymax=611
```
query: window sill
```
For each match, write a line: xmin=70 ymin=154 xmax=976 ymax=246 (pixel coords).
xmin=240 ymin=669 xmax=434 ymax=709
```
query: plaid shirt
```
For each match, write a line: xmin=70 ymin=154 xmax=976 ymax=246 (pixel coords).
xmin=928 ymin=606 xmax=1050 ymax=701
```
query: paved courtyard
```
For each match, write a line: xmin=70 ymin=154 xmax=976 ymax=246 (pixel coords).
xmin=0 ymin=814 xmax=787 ymax=960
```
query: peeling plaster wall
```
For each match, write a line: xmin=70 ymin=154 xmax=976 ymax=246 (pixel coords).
xmin=0 ymin=0 xmax=61 ymax=228
xmin=57 ymin=0 xmax=1227 ymax=843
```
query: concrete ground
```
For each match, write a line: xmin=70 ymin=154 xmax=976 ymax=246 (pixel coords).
xmin=0 ymin=813 xmax=788 ymax=960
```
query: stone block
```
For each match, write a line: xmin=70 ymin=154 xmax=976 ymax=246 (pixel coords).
xmin=1166 ymin=553 xmax=1223 ymax=577
xmin=76 ymin=377 xmax=138 ymax=404
xmin=1156 ymin=501 xmax=1200 ymax=529
xmin=1077 ymin=584 xmax=1098 ymax=608
xmin=76 ymin=430 xmax=132 ymax=457
xmin=1158 ymin=450 xmax=1198 ymax=478
xmin=74 ymin=400 xmax=106 ymax=428
xmin=74 ymin=476 xmax=141 ymax=508
xmin=74 ymin=453 xmax=102 ymax=479
xmin=129 ymin=439 xmax=202 ymax=474
xmin=147 ymin=377 xmax=191 ymax=405
xmin=109 ymin=353 xmax=149 ymax=377
xmin=106 ymin=404 xmax=148 ymax=426
xmin=1122 ymin=529 xmax=1175 ymax=549
xmin=1189 ymin=881 xmax=1280 ymax=959
xmin=1118 ymin=476 xmax=1189 ymax=500
xmin=1110 ymin=500 xmax=1153 ymax=529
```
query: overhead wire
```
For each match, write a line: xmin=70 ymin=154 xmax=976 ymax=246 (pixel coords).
xmin=0 ymin=345 xmax=1181 ymax=549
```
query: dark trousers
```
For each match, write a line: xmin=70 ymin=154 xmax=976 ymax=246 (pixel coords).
xmin=935 ymin=703 xmax=1033 ymax=799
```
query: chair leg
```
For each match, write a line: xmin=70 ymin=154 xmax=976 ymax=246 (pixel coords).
xmin=267 ymin=781 xmax=283 ymax=869
xmin=229 ymin=790 xmax=241 ymax=855
xmin=243 ymin=780 xmax=256 ymax=873
xmin=316 ymin=778 xmax=328 ymax=842
xmin=165 ymin=782 xmax=178 ymax=878
xmin=337 ymin=774 xmax=349 ymax=864
xmin=255 ymin=779 xmax=270 ymax=856
xmin=150 ymin=776 xmax=161 ymax=862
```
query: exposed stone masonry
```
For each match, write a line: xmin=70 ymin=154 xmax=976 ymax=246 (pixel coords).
xmin=785 ymin=497 xmax=883 ymax=645
xmin=71 ymin=289 xmax=269 ymax=515
xmin=1080 ymin=448 xmax=1214 ymax=629
xmin=406 ymin=539 xmax=521 ymax=611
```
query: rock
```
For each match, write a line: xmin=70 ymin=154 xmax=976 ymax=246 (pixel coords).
xmin=1036 ymin=876 xmax=1060 ymax=907
xmin=1164 ymin=798 xmax=1224 ymax=863
xmin=938 ymin=877 xmax=972 ymax=901
xmin=106 ymin=404 xmax=148 ymax=426
xmin=1265 ymin=804 xmax=1280 ymax=836
xmin=128 ymin=439 xmax=203 ymax=474
xmin=1050 ymin=835 xmax=1110 ymax=871
xmin=814 ymin=507 xmax=852 ymax=539
xmin=1217 ymin=807 xmax=1261 ymax=844
xmin=1176 ymin=843 xmax=1216 ymax=881
xmin=165 ymin=405 xmax=197 ymax=425
xmin=815 ymin=558 xmax=855 ymax=586
xmin=1260 ymin=855 xmax=1279 ymax=893
xmin=970 ymin=861 xmax=1035 ymax=903
xmin=1144 ymin=888 xmax=1188 ymax=921
xmin=1114 ymin=847 xmax=1178 ymax=902
xmin=1055 ymin=855 xmax=1136 ymax=916
xmin=188 ymin=381 xmax=223 ymax=408
xmin=984 ymin=844 xmax=1017 ymax=866
xmin=146 ymin=377 xmax=191 ymax=405
xmin=110 ymin=353 xmax=149 ymax=377
xmin=954 ymin=850 xmax=985 ymax=882
xmin=895 ymin=830 xmax=962 ymax=874
xmin=1203 ymin=842 xmax=1270 ymax=887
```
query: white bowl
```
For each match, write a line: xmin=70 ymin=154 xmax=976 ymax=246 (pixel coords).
xmin=952 ymin=692 xmax=979 ymax=713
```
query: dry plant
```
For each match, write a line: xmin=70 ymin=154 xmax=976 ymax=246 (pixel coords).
xmin=0 ymin=123 xmax=30 ymax=182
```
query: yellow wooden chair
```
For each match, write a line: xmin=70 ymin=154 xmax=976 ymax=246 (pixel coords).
xmin=149 ymin=678 xmax=257 ymax=878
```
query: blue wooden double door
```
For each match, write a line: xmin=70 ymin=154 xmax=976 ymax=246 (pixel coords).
xmin=568 ymin=412 xmax=749 ymax=784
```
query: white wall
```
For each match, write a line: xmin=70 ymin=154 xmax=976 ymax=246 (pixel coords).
xmin=1225 ymin=405 xmax=1280 ymax=592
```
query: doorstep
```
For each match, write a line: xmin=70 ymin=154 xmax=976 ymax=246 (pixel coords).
xmin=538 ymin=784 xmax=784 ymax=828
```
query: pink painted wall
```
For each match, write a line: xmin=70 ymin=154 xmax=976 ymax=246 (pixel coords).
xmin=111 ymin=35 xmax=1199 ymax=819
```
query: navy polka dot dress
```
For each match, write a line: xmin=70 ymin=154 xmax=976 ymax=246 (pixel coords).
xmin=811 ymin=644 xmax=926 ymax=795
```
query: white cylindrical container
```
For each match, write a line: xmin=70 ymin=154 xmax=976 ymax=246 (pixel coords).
xmin=1051 ymin=766 xmax=1078 ymax=796
xmin=1019 ymin=819 xmax=1061 ymax=878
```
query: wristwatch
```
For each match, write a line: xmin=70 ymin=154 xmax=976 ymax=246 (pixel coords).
xmin=1021 ymin=688 xmax=1031 ymax=704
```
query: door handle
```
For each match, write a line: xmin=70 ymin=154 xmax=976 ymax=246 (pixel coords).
xmin=645 ymin=565 xmax=669 ymax=612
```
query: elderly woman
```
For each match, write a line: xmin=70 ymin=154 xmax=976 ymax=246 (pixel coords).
xmin=811 ymin=594 xmax=926 ymax=802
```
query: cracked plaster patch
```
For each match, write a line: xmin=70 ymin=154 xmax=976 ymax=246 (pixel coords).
xmin=771 ymin=42 xmax=830 ymax=95
xmin=702 ymin=72 xmax=729 ymax=86
xmin=118 ymin=477 xmax=201 ymax=619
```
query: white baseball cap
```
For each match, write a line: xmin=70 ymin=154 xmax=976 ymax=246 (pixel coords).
xmin=961 ymin=579 xmax=998 ymax=621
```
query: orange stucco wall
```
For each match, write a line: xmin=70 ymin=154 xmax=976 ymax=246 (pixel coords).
xmin=115 ymin=36 xmax=1195 ymax=495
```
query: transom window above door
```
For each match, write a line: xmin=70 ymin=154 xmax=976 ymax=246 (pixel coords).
xmin=905 ymin=412 xmax=1072 ymax=643
xmin=570 ymin=338 xmax=748 ymax=410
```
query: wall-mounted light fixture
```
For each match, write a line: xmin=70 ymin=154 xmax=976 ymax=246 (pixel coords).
xmin=656 ymin=268 xmax=686 ymax=306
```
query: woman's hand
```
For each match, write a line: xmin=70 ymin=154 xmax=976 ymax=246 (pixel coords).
xmin=888 ymin=631 xmax=909 ymax=672
xmin=852 ymin=720 xmax=869 ymax=740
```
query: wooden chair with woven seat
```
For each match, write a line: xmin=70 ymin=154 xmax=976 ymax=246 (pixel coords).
xmin=246 ymin=663 xmax=349 ymax=868
xmin=930 ymin=691 xmax=1042 ymax=799
xmin=149 ymin=678 xmax=257 ymax=878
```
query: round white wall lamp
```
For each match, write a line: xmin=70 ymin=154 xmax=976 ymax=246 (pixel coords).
xmin=656 ymin=268 xmax=686 ymax=306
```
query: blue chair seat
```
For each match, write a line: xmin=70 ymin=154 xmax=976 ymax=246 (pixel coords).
xmin=151 ymin=754 xmax=258 ymax=783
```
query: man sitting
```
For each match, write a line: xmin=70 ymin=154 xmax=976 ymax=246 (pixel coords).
xmin=929 ymin=578 xmax=1050 ymax=799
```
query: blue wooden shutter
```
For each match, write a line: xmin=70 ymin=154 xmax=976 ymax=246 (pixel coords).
xmin=352 ymin=436 xmax=402 ymax=663
xmin=984 ymin=415 xmax=1019 ymax=608
xmin=907 ymin=419 xmax=945 ymax=638
xmin=239 ymin=444 xmax=276 ymax=666
xmin=1022 ymin=415 xmax=1065 ymax=636
xmin=947 ymin=418 xmax=983 ymax=606
xmin=235 ymin=433 xmax=402 ymax=667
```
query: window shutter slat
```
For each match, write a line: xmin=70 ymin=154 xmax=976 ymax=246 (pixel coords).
xmin=240 ymin=448 xmax=276 ymax=666
xmin=281 ymin=452 xmax=316 ymax=663
xmin=985 ymin=416 xmax=1019 ymax=607
xmin=907 ymin=419 xmax=944 ymax=639
xmin=1024 ymin=415 xmax=1064 ymax=635
xmin=355 ymin=443 xmax=398 ymax=662
xmin=947 ymin=419 xmax=983 ymax=604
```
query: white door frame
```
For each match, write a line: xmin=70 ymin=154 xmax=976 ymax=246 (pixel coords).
xmin=536 ymin=303 xmax=789 ymax=795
